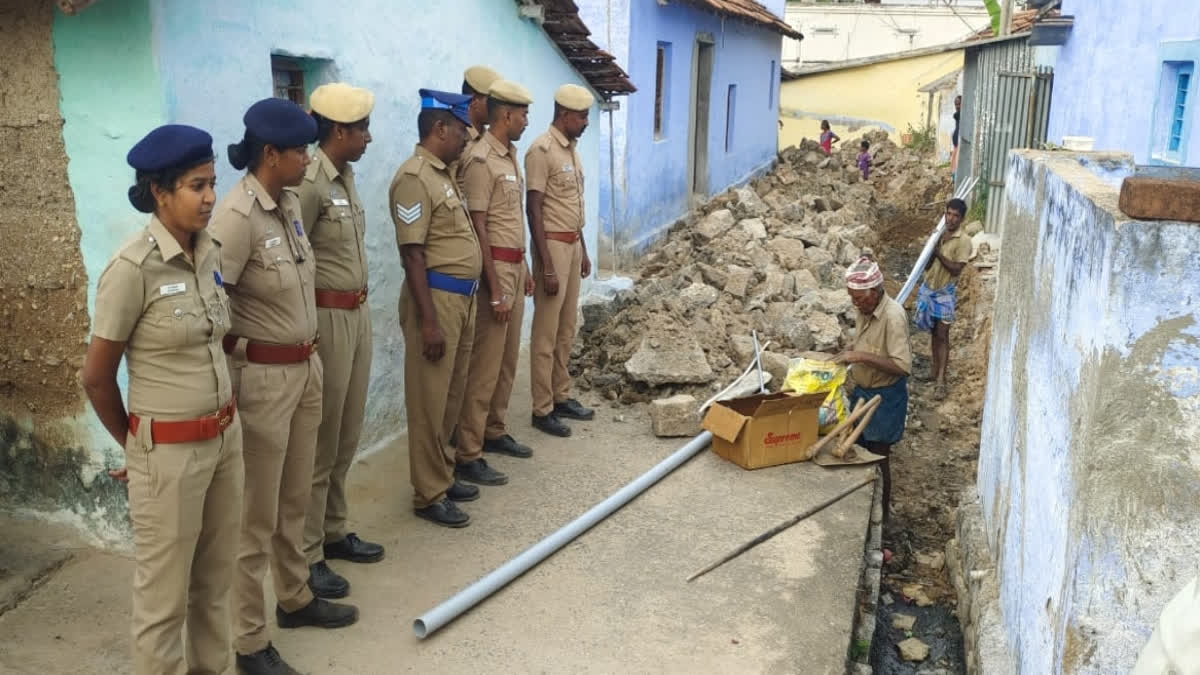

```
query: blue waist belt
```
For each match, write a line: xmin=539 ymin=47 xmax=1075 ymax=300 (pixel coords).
xmin=426 ymin=270 xmax=479 ymax=296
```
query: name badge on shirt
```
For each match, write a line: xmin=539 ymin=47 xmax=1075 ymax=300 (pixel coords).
xmin=159 ymin=282 xmax=186 ymax=296
xmin=264 ymin=236 xmax=282 ymax=249
xmin=561 ymin=163 xmax=574 ymax=173
xmin=503 ymin=174 xmax=517 ymax=182
xmin=331 ymin=197 xmax=350 ymax=206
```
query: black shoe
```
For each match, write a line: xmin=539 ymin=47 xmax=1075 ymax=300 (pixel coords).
xmin=414 ymin=498 xmax=471 ymax=528
xmin=323 ymin=532 xmax=384 ymax=564
xmin=454 ymin=458 xmax=509 ymax=486
xmin=483 ymin=434 xmax=534 ymax=458
xmin=236 ymin=643 xmax=299 ymax=675
xmin=554 ymin=398 xmax=595 ymax=421
xmin=307 ymin=561 xmax=349 ymax=599
xmin=532 ymin=413 xmax=572 ymax=437
xmin=276 ymin=597 xmax=358 ymax=630
xmin=447 ymin=480 xmax=480 ymax=502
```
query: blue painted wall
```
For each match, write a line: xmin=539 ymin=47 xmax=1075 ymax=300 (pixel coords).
xmin=55 ymin=0 xmax=602 ymax=460
xmin=1047 ymin=0 xmax=1200 ymax=165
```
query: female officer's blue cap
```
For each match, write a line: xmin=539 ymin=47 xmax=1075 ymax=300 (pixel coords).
xmin=418 ymin=89 xmax=472 ymax=126
xmin=243 ymin=97 xmax=318 ymax=146
xmin=126 ymin=124 xmax=214 ymax=171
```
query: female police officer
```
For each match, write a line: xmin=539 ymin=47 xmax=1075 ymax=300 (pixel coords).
xmin=209 ymin=98 xmax=356 ymax=675
xmin=83 ymin=124 xmax=243 ymax=675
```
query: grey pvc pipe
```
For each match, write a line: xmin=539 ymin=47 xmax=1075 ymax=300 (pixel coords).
xmin=413 ymin=430 xmax=714 ymax=638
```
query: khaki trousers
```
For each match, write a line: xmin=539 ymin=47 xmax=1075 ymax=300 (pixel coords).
xmin=231 ymin=356 xmax=322 ymax=655
xmin=530 ymin=239 xmax=582 ymax=416
xmin=400 ymin=281 xmax=476 ymax=508
xmin=457 ymin=261 xmax=525 ymax=462
xmin=126 ymin=411 xmax=244 ymax=675
xmin=304 ymin=305 xmax=372 ymax=563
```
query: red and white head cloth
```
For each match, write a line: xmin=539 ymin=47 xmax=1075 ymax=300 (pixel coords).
xmin=845 ymin=256 xmax=883 ymax=290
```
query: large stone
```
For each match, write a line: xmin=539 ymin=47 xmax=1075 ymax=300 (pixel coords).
xmin=766 ymin=302 xmax=814 ymax=352
xmin=892 ymin=614 xmax=917 ymax=631
xmin=724 ymin=265 xmax=753 ymax=298
xmin=790 ymin=268 xmax=820 ymax=294
xmin=805 ymin=246 xmax=836 ymax=283
xmin=679 ymin=282 xmax=719 ymax=310
xmin=804 ymin=150 xmax=822 ymax=165
xmin=650 ymin=394 xmax=702 ymax=437
xmin=898 ymin=637 xmax=930 ymax=662
xmin=697 ymin=209 xmax=736 ymax=240
xmin=807 ymin=312 xmax=844 ymax=351
xmin=625 ymin=336 xmax=715 ymax=385
xmin=736 ymin=186 xmax=769 ymax=216
xmin=818 ymin=288 xmax=855 ymax=321
xmin=696 ymin=262 xmax=728 ymax=288
xmin=752 ymin=270 xmax=790 ymax=302
xmin=964 ymin=219 xmax=984 ymax=236
xmin=580 ymin=296 xmax=615 ymax=333
xmin=729 ymin=335 xmax=755 ymax=365
xmin=776 ymin=163 xmax=799 ymax=185
xmin=740 ymin=217 xmax=767 ymax=240
xmin=768 ymin=237 xmax=808 ymax=269
xmin=759 ymin=351 xmax=791 ymax=385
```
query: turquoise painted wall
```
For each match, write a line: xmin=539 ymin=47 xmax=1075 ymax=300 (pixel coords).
xmin=54 ymin=1 xmax=603 ymax=461
xmin=53 ymin=0 xmax=164 ymax=460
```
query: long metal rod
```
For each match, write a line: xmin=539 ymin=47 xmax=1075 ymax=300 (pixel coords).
xmin=414 ymin=431 xmax=714 ymax=638
xmin=896 ymin=175 xmax=978 ymax=304
xmin=686 ymin=475 xmax=876 ymax=582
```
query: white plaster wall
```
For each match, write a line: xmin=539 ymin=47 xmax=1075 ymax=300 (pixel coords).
xmin=783 ymin=4 xmax=989 ymax=66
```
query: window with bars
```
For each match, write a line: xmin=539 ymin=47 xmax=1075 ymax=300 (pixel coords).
xmin=1151 ymin=40 xmax=1199 ymax=166
xmin=272 ymin=56 xmax=306 ymax=104
xmin=1168 ymin=66 xmax=1191 ymax=153
xmin=654 ymin=42 xmax=671 ymax=140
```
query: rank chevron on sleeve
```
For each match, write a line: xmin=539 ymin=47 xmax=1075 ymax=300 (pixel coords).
xmin=396 ymin=202 xmax=422 ymax=225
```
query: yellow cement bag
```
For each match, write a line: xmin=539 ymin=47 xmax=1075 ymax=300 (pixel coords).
xmin=782 ymin=358 xmax=849 ymax=434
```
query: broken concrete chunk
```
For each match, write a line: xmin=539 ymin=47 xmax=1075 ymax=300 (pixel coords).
xmin=650 ymin=394 xmax=702 ymax=437
xmin=807 ymin=312 xmax=843 ymax=352
xmin=739 ymin=217 xmax=767 ymax=240
xmin=805 ymin=246 xmax=836 ymax=283
xmin=759 ymin=351 xmax=791 ymax=385
xmin=729 ymin=335 xmax=755 ymax=365
xmin=892 ymin=614 xmax=917 ymax=631
xmin=735 ymin=186 xmax=769 ymax=216
xmin=624 ymin=337 xmax=715 ymax=385
xmin=898 ymin=637 xmax=929 ymax=662
xmin=724 ymin=265 xmax=753 ymax=298
xmin=697 ymin=209 xmax=736 ymax=240
xmin=789 ymin=269 xmax=820 ymax=294
xmin=964 ymin=220 xmax=984 ymax=236
xmin=767 ymin=237 xmax=808 ymax=270
xmin=679 ymin=282 xmax=719 ymax=310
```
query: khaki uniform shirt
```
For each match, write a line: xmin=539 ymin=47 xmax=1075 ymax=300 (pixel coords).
xmin=851 ymin=293 xmax=912 ymax=389
xmin=390 ymin=144 xmax=482 ymax=280
xmin=209 ymin=173 xmax=318 ymax=344
xmin=92 ymin=216 xmax=233 ymax=418
xmin=452 ymin=125 xmax=482 ymax=192
xmin=461 ymin=131 xmax=525 ymax=250
xmin=524 ymin=126 xmax=584 ymax=233
xmin=924 ymin=229 xmax=971 ymax=290
xmin=296 ymin=148 xmax=368 ymax=292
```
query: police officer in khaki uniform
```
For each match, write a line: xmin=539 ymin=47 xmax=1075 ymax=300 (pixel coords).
xmin=391 ymin=89 xmax=483 ymax=528
xmin=456 ymin=80 xmax=537 ymax=486
xmin=461 ymin=65 xmax=502 ymax=157
xmin=527 ymin=84 xmax=597 ymax=437
xmin=296 ymin=83 xmax=384 ymax=602
xmin=83 ymin=125 xmax=243 ymax=675
xmin=210 ymin=98 xmax=356 ymax=675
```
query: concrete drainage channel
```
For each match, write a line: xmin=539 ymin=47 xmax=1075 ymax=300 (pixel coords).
xmin=847 ymin=473 xmax=885 ymax=674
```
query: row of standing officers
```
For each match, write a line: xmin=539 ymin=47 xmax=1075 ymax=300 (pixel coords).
xmin=81 ymin=64 xmax=596 ymax=675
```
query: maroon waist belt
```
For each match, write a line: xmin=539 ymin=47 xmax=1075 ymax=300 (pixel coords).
xmin=222 ymin=335 xmax=319 ymax=364
xmin=128 ymin=398 xmax=236 ymax=444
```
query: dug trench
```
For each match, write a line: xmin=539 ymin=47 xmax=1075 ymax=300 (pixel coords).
xmin=571 ymin=133 xmax=998 ymax=674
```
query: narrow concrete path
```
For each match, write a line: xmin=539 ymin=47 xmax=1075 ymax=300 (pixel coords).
xmin=0 ymin=353 xmax=873 ymax=674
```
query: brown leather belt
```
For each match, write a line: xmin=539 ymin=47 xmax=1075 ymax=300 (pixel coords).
xmin=128 ymin=398 xmax=236 ymax=444
xmin=545 ymin=231 xmax=580 ymax=244
xmin=222 ymin=335 xmax=320 ymax=364
xmin=315 ymin=286 xmax=368 ymax=309
xmin=490 ymin=246 xmax=525 ymax=264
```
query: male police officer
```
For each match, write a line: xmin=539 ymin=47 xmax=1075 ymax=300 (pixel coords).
xmin=456 ymin=80 xmax=536 ymax=487
xmin=390 ymin=90 xmax=482 ymax=527
xmin=526 ymin=84 xmax=596 ymax=437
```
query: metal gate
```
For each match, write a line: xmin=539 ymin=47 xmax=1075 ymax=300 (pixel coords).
xmin=983 ymin=68 xmax=1053 ymax=231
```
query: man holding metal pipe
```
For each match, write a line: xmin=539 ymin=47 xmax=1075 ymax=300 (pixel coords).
xmin=835 ymin=255 xmax=912 ymax=518
xmin=914 ymin=198 xmax=970 ymax=400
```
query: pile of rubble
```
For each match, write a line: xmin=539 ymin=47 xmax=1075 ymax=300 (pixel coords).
xmin=572 ymin=131 xmax=951 ymax=409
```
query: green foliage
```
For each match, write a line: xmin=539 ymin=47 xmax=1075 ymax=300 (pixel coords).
xmin=983 ymin=0 xmax=1002 ymax=35
xmin=904 ymin=122 xmax=937 ymax=155
xmin=850 ymin=638 xmax=871 ymax=660
xmin=967 ymin=183 xmax=988 ymax=223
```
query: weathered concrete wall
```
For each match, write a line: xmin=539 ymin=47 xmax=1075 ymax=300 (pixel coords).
xmin=0 ymin=0 xmax=125 ymax=538
xmin=971 ymin=149 xmax=1200 ymax=672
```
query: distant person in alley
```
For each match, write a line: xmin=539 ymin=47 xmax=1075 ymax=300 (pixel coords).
xmin=857 ymin=140 xmax=872 ymax=180
xmin=914 ymin=198 xmax=970 ymax=400
xmin=836 ymin=255 xmax=912 ymax=520
xmin=819 ymin=119 xmax=839 ymax=155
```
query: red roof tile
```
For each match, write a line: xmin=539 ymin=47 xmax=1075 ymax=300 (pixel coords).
xmin=970 ymin=8 xmax=1059 ymax=40
xmin=676 ymin=0 xmax=803 ymax=40
xmin=521 ymin=0 xmax=636 ymax=97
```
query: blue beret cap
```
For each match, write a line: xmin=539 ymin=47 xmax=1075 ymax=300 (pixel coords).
xmin=243 ymin=97 xmax=318 ymax=147
xmin=419 ymin=88 xmax=472 ymax=126
xmin=126 ymin=124 xmax=214 ymax=172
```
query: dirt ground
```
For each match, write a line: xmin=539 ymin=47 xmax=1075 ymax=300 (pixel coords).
xmin=868 ymin=209 xmax=995 ymax=674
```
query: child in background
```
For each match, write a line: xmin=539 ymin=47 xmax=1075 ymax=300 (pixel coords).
xmin=819 ymin=120 xmax=839 ymax=155
xmin=857 ymin=140 xmax=872 ymax=180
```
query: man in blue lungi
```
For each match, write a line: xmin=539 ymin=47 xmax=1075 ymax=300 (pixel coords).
xmin=836 ymin=256 xmax=913 ymax=518
xmin=915 ymin=198 xmax=971 ymax=400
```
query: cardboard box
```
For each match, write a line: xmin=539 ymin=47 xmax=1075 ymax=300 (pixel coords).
xmin=702 ymin=392 xmax=827 ymax=470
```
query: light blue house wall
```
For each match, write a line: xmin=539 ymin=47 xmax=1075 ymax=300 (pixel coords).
xmin=578 ymin=0 xmax=787 ymax=267
xmin=1047 ymin=0 xmax=1200 ymax=166
xmin=51 ymin=0 xmax=604 ymax=521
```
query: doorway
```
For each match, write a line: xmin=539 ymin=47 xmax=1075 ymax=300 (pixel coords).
xmin=690 ymin=36 xmax=715 ymax=199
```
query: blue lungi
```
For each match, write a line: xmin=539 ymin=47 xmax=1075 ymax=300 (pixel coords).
xmin=914 ymin=282 xmax=957 ymax=332
xmin=850 ymin=377 xmax=909 ymax=445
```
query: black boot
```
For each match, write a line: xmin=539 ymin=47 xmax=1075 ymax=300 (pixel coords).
xmin=276 ymin=598 xmax=358 ymax=629
xmin=554 ymin=398 xmax=595 ymax=421
xmin=447 ymin=480 xmax=480 ymax=502
xmin=414 ymin=498 xmax=471 ymax=528
xmin=454 ymin=458 xmax=509 ymax=486
xmin=307 ymin=561 xmax=349 ymax=599
xmin=532 ymin=413 xmax=571 ymax=437
xmin=236 ymin=643 xmax=299 ymax=675
xmin=483 ymin=434 xmax=534 ymax=458
xmin=323 ymin=532 xmax=384 ymax=564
